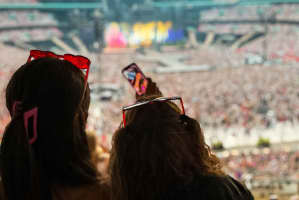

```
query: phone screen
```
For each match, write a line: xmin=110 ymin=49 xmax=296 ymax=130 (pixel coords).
xmin=122 ymin=63 xmax=148 ymax=95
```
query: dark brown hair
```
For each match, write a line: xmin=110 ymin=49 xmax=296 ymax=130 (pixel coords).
xmin=109 ymin=96 xmax=224 ymax=200
xmin=0 ymin=58 xmax=97 ymax=200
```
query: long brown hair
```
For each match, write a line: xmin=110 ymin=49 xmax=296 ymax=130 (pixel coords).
xmin=0 ymin=58 xmax=97 ymax=200
xmin=109 ymin=96 xmax=224 ymax=200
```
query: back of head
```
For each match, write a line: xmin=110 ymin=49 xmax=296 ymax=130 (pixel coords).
xmin=0 ymin=58 xmax=97 ymax=200
xmin=109 ymin=97 xmax=223 ymax=200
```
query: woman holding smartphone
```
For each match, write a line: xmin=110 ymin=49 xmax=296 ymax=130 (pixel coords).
xmin=110 ymin=67 xmax=254 ymax=200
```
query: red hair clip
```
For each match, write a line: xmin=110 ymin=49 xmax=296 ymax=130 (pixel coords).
xmin=23 ymin=107 xmax=38 ymax=144
xmin=12 ymin=101 xmax=39 ymax=144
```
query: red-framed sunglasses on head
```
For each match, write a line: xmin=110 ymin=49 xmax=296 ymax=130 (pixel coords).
xmin=121 ymin=96 xmax=185 ymax=127
xmin=20 ymin=50 xmax=91 ymax=144
xmin=27 ymin=50 xmax=91 ymax=84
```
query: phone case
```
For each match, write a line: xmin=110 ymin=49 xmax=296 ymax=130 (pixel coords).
xmin=122 ymin=63 xmax=148 ymax=95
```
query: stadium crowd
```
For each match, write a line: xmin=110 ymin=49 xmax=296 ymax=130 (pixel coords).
xmin=181 ymin=50 xmax=299 ymax=129
xmin=0 ymin=47 xmax=257 ymax=200
xmin=92 ymin=48 xmax=299 ymax=137
xmin=0 ymin=10 xmax=62 ymax=42
xmin=199 ymin=4 xmax=299 ymax=63
xmin=0 ymin=45 xmax=298 ymax=148
xmin=0 ymin=11 xmax=57 ymax=27
xmin=0 ymin=44 xmax=29 ymax=135
xmin=200 ymin=4 xmax=299 ymax=25
xmin=0 ymin=2 xmax=298 ymax=200
xmin=221 ymin=149 xmax=299 ymax=187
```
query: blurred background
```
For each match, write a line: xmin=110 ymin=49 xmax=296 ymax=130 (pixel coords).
xmin=0 ymin=0 xmax=298 ymax=199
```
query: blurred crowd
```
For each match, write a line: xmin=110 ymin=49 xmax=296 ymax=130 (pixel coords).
xmin=93 ymin=48 xmax=299 ymax=137
xmin=180 ymin=56 xmax=299 ymax=130
xmin=200 ymin=4 xmax=299 ymax=25
xmin=201 ymin=5 xmax=262 ymax=21
xmin=221 ymin=149 xmax=299 ymax=187
xmin=0 ymin=45 xmax=298 ymax=148
xmin=200 ymin=4 xmax=299 ymax=62
xmin=0 ymin=11 xmax=57 ymax=27
xmin=0 ymin=2 xmax=298 ymax=200
xmin=0 ymin=0 xmax=298 ymax=154
xmin=0 ymin=44 xmax=29 ymax=135
xmin=0 ymin=10 xmax=62 ymax=42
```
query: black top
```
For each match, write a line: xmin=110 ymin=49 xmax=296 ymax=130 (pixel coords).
xmin=162 ymin=175 xmax=254 ymax=200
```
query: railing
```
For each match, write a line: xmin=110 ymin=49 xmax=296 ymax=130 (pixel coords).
xmin=0 ymin=2 xmax=103 ymax=10
xmin=1 ymin=1 xmax=299 ymax=10
xmin=152 ymin=0 xmax=299 ymax=8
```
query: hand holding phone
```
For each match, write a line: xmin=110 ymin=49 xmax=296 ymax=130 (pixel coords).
xmin=122 ymin=63 xmax=148 ymax=96
xmin=138 ymin=78 xmax=163 ymax=97
xmin=122 ymin=63 xmax=163 ymax=98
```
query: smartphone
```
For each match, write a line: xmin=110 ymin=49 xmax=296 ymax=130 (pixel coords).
xmin=122 ymin=63 xmax=148 ymax=95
